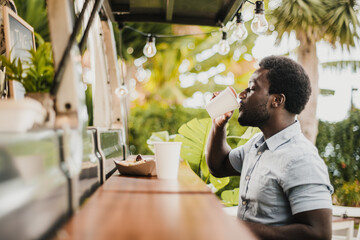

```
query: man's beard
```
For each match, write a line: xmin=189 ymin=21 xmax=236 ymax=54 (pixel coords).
xmin=237 ymin=101 xmax=270 ymax=127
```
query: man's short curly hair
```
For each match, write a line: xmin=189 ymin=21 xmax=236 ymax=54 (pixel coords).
xmin=259 ymin=56 xmax=311 ymax=114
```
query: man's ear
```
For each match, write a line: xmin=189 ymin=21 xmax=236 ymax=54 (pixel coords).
xmin=271 ymin=94 xmax=285 ymax=108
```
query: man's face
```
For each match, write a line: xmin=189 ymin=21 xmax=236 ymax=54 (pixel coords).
xmin=237 ymin=68 xmax=271 ymax=127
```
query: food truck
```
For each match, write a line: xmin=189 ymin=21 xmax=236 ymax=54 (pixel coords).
xmin=0 ymin=0 xmax=258 ymax=239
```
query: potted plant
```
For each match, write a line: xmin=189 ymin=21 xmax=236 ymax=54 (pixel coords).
xmin=0 ymin=36 xmax=55 ymax=127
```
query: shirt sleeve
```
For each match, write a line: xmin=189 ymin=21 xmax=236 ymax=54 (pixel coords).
xmin=281 ymin=153 xmax=334 ymax=215
xmin=288 ymin=184 xmax=333 ymax=215
xmin=229 ymin=145 xmax=245 ymax=173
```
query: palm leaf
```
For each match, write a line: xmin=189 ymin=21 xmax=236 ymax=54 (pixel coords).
xmin=269 ymin=0 xmax=360 ymax=48
xmin=321 ymin=60 xmax=360 ymax=72
xmin=269 ymin=0 xmax=325 ymax=42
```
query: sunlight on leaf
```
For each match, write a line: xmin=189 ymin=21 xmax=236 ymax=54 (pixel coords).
xmin=210 ymin=174 xmax=230 ymax=192
xmin=236 ymin=127 xmax=260 ymax=147
xmin=146 ymin=131 xmax=171 ymax=153
xmin=174 ymin=118 xmax=212 ymax=175
xmin=221 ymin=188 xmax=240 ymax=207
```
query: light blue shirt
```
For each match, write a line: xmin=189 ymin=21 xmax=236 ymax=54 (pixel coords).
xmin=229 ymin=121 xmax=333 ymax=225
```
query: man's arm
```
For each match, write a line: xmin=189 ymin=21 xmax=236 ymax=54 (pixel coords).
xmin=205 ymin=112 xmax=239 ymax=178
xmin=243 ymin=208 xmax=332 ymax=240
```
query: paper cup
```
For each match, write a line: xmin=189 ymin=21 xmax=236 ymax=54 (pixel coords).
xmin=154 ymin=142 xmax=182 ymax=180
xmin=205 ymin=87 xmax=240 ymax=119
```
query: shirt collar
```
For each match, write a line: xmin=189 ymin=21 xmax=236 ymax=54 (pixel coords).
xmin=255 ymin=121 xmax=302 ymax=151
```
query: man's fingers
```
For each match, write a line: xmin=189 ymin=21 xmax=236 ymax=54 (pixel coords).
xmin=210 ymin=92 xmax=219 ymax=100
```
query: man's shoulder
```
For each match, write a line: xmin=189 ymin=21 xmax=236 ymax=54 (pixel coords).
xmin=274 ymin=133 xmax=324 ymax=167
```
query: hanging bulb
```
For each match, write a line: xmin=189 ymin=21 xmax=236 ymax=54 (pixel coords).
xmin=143 ymin=35 xmax=157 ymax=58
xmin=251 ymin=1 xmax=268 ymax=35
xmin=115 ymin=84 xmax=128 ymax=97
xmin=234 ymin=12 xmax=248 ymax=41
xmin=218 ymin=31 xmax=230 ymax=55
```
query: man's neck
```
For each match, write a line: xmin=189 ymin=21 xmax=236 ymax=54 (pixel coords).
xmin=260 ymin=114 xmax=296 ymax=140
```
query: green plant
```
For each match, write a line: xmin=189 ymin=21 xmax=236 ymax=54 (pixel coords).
xmin=13 ymin=0 xmax=50 ymax=42
xmin=221 ymin=188 xmax=240 ymax=207
xmin=146 ymin=131 xmax=176 ymax=153
xmin=129 ymin=103 xmax=209 ymax=154
xmin=316 ymin=108 xmax=360 ymax=189
xmin=0 ymin=39 xmax=54 ymax=93
xmin=333 ymin=180 xmax=360 ymax=207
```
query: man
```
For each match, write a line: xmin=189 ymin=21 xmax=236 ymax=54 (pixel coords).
xmin=206 ymin=56 xmax=333 ymax=240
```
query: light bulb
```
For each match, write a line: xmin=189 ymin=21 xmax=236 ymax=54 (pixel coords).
xmin=218 ymin=32 xmax=230 ymax=55
xmin=251 ymin=1 xmax=268 ymax=35
xmin=115 ymin=85 xmax=128 ymax=97
xmin=143 ymin=35 xmax=157 ymax=58
xmin=251 ymin=13 xmax=268 ymax=34
xmin=234 ymin=13 xmax=248 ymax=41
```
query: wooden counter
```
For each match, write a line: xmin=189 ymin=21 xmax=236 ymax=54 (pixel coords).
xmin=54 ymin=162 xmax=257 ymax=240
xmin=103 ymin=162 xmax=211 ymax=194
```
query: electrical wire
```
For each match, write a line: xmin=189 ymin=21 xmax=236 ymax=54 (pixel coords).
xmin=123 ymin=25 xmax=224 ymax=39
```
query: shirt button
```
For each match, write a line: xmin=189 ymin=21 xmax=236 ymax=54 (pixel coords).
xmin=242 ymin=201 xmax=247 ymax=205
xmin=245 ymin=175 xmax=250 ymax=180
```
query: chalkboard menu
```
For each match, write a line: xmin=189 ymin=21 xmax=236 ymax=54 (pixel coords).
xmin=2 ymin=6 xmax=35 ymax=99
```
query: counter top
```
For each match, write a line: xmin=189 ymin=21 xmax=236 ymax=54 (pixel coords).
xmin=104 ymin=161 xmax=212 ymax=194
xmin=54 ymin=162 xmax=257 ymax=240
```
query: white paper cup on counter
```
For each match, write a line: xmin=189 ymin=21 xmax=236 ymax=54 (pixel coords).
xmin=154 ymin=142 xmax=182 ymax=180
xmin=205 ymin=87 xmax=240 ymax=119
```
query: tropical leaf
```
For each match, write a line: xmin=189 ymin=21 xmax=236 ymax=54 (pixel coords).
xmin=227 ymin=127 xmax=260 ymax=147
xmin=209 ymin=174 xmax=230 ymax=192
xmin=320 ymin=89 xmax=335 ymax=96
xmin=221 ymin=188 xmax=240 ymax=207
xmin=146 ymin=131 xmax=172 ymax=153
xmin=321 ymin=60 xmax=360 ymax=73
xmin=269 ymin=0 xmax=360 ymax=48
xmin=174 ymin=118 xmax=212 ymax=175
xmin=269 ymin=0 xmax=326 ymax=43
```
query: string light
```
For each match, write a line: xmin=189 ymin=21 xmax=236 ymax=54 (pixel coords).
xmin=116 ymin=25 xmax=129 ymax=97
xmin=251 ymin=1 xmax=268 ymax=35
xmin=143 ymin=35 xmax=157 ymax=58
xmin=233 ymin=12 xmax=248 ymax=41
xmin=120 ymin=1 xmax=269 ymax=58
xmin=115 ymin=84 xmax=129 ymax=97
xmin=218 ymin=31 xmax=230 ymax=55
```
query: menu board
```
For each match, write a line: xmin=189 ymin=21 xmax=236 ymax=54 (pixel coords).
xmin=2 ymin=6 xmax=35 ymax=99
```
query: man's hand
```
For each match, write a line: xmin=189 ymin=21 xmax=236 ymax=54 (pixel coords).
xmin=211 ymin=92 xmax=234 ymax=128
xmin=205 ymin=91 xmax=239 ymax=178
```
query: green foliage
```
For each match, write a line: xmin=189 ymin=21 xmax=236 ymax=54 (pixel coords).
xmin=128 ymin=103 xmax=208 ymax=154
xmin=13 ymin=0 xmax=50 ymax=42
xmin=85 ymin=84 xmax=93 ymax=126
xmin=174 ymin=118 xmax=213 ymax=178
xmin=0 ymin=40 xmax=54 ymax=93
xmin=146 ymin=131 xmax=175 ymax=153
xmin=221 ymin=188 xmax=240 ymax=207
xmin=316 ymin=108 xmax=360 ymax=206
xmin=333 ymin=180 xmax=360 ymax=207
xmin=321 ymin=61 xmax=360 ymax=73
xmin=269 ymin=0 xmax=360 ymax=48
